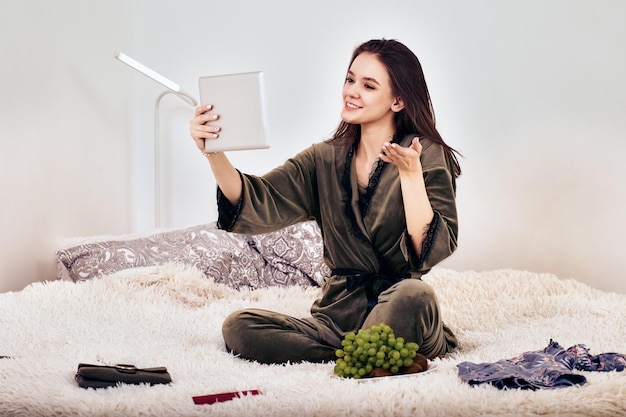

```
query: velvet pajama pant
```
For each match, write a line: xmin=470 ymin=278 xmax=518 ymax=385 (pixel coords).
xmin=222 ymin=276 xmax=457 ymax=364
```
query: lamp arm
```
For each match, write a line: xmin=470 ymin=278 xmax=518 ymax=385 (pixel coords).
xmin=171 ymin=90 xmax=198 ymax=107
xmin=153 ymin=91 xmax=197 ymax=228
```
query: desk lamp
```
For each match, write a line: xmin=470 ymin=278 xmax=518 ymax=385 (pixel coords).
xmin=114 ymin=52 xmax=197 ymax=228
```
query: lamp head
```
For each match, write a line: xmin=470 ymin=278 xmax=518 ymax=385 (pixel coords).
xmin=114 ymin=52 xmax=197 ymax=106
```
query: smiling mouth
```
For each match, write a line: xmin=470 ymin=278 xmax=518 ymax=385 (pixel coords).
xmin=345 ymin=102 xmax=362 ymax=109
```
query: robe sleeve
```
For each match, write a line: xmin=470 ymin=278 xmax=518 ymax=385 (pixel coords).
xmin=400 ymin=140 xmax=458 ymax=273
xmin=216 ymin=144 xmax=319 ymax=234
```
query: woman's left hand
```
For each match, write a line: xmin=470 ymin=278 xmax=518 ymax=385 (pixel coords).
xmin=379 ymin=137 xmax=422 ymax=173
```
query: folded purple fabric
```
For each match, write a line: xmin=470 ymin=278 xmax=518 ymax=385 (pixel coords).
xmin=457 ymin=339 xmax=626 ymax=390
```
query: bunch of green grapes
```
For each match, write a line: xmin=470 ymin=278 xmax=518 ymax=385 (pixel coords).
xmin=333 ymin=322 xmax=420 ymax=379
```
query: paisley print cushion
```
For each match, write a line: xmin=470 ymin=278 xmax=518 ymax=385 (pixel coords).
xmin=56 ymin=221 xmax=329 ymax=289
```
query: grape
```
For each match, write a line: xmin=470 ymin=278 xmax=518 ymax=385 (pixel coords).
xmin=334 ymin=322 xmax=421 ymax=379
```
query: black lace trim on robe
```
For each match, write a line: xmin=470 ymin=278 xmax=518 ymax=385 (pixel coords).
xmin=341 ymin=135 xmax=402 ymax=244
xmin=415 ymin=211 xmax=441 ymax=270
xmin=358 ymin=159 xmax=387 ymax=217
xmin=216 ymin=186 xmax=242 ymax=231
xmin=341 ymin=142 xmax=370 ymax=244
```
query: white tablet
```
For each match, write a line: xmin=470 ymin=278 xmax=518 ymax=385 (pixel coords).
xmin=199 ymin=71 xmax=270 ymax=152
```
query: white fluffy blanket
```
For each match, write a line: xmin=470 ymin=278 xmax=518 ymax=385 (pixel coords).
xmin=1 ymin=265 xmax=625 ymax=417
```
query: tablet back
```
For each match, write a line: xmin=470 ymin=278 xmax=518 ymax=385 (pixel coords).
xmin=198 ymin=71 xmax=270 ymax=152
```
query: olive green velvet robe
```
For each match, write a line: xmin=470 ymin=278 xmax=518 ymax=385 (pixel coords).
xmin=217 ymin=134 xmax=458 ymax=278
xmin=217 ymin=134 xmax=458 ymax=350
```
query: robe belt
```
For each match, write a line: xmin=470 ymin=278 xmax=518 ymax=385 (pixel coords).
xmin=332 ymin=269 xmax=412 ymax=313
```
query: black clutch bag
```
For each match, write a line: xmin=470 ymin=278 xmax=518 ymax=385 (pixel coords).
xmin=75 ymin=363 xmax=172 ymax=389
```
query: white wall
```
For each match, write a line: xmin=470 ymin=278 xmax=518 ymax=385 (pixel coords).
xmin=2 ymin=0 xmax=625 ymax=295
xmin=135 ymin=0 xmax=626 ymax=294
xmin=0 ymin=1 xmax=133 ymax=292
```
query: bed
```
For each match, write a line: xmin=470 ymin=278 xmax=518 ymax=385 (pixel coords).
xmin=1 ymin=221 xmax=624 ymax=416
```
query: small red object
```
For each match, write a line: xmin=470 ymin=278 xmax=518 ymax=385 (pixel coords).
xmin=192 ymin=389 xmax=262 ymax=405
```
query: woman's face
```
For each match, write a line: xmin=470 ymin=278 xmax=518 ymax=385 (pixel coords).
xmin=340 ymin=52 xmax=402 ymax=129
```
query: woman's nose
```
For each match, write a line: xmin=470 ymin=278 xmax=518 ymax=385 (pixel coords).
xmin=345 ymin=83 xmax=359 ymax=97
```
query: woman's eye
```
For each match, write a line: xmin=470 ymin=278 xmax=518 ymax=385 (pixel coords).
xmin=345 ymin=77 xmax=354 ymax=83
xmin=364 ymin=84 xmax=375 ymax=90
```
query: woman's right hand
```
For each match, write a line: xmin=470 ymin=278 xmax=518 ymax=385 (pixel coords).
xmin=189 ymin=104 xmax=222 ymax=153
xmin=189 ymin=105 xmax=242 ymax=204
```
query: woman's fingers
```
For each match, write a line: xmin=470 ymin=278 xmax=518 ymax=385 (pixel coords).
xmin=382 ymin=138 xmax=421 ymax=159
xmin=410 ymin=137 xmax=422 ymax=154
xmin=380 ymin=138 xmax=422 ymax=172
xmin=195 ymin=104 xmax=211 ymax=116
xmin=190 ymin=104 xmax=221 ymax=143
xmin=381 ymin=142 xmax=401 ymax=158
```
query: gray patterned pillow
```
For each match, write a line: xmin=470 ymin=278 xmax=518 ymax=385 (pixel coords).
xmin=56 ymin=221 xmax=329 ymax=289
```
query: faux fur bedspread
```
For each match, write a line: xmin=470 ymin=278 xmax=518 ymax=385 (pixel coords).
xmin=1 ymin=265 xmax=625 ymax=416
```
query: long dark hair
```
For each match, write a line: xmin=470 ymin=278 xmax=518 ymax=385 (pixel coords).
xmin=329 ymin=39 xmax=461 ymax=177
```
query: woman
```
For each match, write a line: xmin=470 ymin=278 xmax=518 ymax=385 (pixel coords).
xmin=189 ymin=39 xmax=461 ymax=364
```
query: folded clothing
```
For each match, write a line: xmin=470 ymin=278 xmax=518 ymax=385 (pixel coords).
xmin=457 ymin=339 xmax=626 ymax=390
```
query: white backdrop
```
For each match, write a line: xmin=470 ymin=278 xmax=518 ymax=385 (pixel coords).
xmin=1 ymin=0 xmax=625 ymax=294
xmin=130 ymin=0 xmax=626 ymax=293
xmin=0 ymin=1 xmax=133 ymax=292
